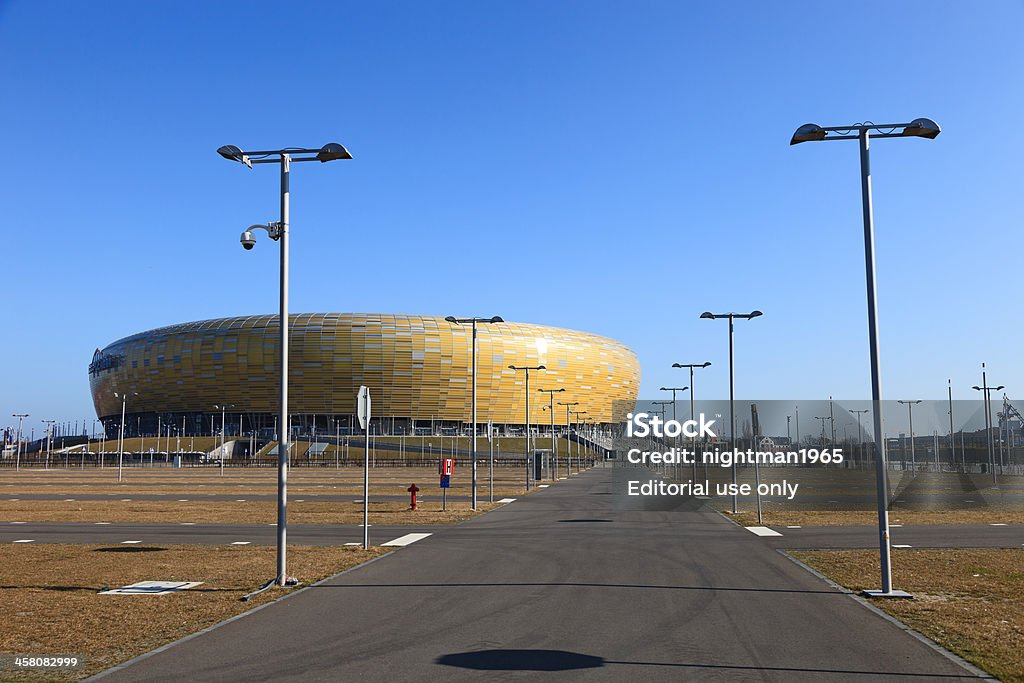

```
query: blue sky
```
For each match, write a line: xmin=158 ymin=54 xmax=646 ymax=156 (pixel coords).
xmin=2 ymin=1 xmax=1022 ymax=435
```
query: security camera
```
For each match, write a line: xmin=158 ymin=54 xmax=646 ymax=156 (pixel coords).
xmin=240 ymin=230 xmax=256 ymax=250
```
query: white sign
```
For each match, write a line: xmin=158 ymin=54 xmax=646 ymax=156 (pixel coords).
xmin=357 ymin=386 xmax=371 ymax=430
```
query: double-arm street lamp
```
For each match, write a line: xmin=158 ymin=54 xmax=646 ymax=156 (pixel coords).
xmin=445 ymin=316 xmax=504 ymax=509
xmin=113 ymin=391 xmax=138 ymax=482
xmin=12 ymin=413 xmax=28 ymax=472
xmin=538 ymin=387 xmax=565 ymax=481
xmin=973 ymin=363 xmax=1004 ymax=484
xmin=571 ymin=410 xmax=587 ymax=471
xmin=214 ymin=404 xmax=235 ymax=477
xmin=42 ymin=419 xmax=56 ymax=470
xmin=897 ymin=400 xmax=922 ymax=472
xmin=792 ymin=117 xmax=939 ymax=598
xmin=220 ymin=141 xmax=351 ymax=588
xmin=509 ymin=365 xmax=545 ymax=488
xmin=673 ymin=362 xmax=712 ymax=480
xmin=700 ymin=311 xmax=762 ymax=513
xmin=558 ymin=401 xmax=579 ymax=476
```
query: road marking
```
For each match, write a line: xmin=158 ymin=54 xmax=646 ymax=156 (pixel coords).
xmin=786 ymin=525 xmax=802 ymax=529
xmin=890 ymin=524 xmax=903 ymax=527
xmin=95 ymin=522 xmax=111 ymax=525
xmin=745 ymin=526 xmax=783 ymax=537
xmin=990 ymin=523 xmax=1008 ymax=526
xmin=497 ymin=498 xmax=516 ymax=503
xmin=178 ymin=499 xmax=189 ymax=502
xmin=538 ymin=485 xmax=549 ymax=488
xmin=295 ymin=499 xmax=305 ymax=502
xmin=13 ymin=539 xmax=35 ymax=543
xmin=893 ymin=544 xmax=913 ymax=548
xmin=382 ymin=533 xmax=432 ymax=547
xmin=9 ymin=498 xmax=19 ymax=501
xmin=64 ymin=498 xmax=75 ymax=502
xmin=343 ymin=542 xmax=360 ymax=546
xmin=180 ymin=522 xmax=196 ymax=526
xmin=235 ymin=499 xmax=246 ymax=502
xmin=10 ymin=521 xmax=26 ymax=525
xmin=121 ymin=498 xmax=132 ymax=502
xmin=231 ymin=541 xmax=251 ymax=545
xmin=121 ymin=540 xmax=142 ymax=544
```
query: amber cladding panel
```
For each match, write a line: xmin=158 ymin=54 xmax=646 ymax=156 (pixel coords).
xmin=89 ymin=313 xmax=640 ymax=424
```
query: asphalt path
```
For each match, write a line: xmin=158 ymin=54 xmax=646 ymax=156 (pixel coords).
xmin=93 ymin=467 xmax=980 ymax=682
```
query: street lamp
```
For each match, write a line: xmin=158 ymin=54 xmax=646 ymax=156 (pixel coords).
xmin=700 ymin=311 xmax=762 ymax=513
xmin=42 ymin=419 xmax=56 ymax=470
xmin=851 ymin=409 xmax=869 ymax=467
xmin=973 ymin=363 xmax=1004 ymax=483
xmin=509 ymin=365 xmax=546 ymax=488
xmin=558 ymin=401 xmax=579 ymax=476
xmin=792 ymin=117 xmax=939 ymax=598
xmin=445 ymin=315 xmax=504 ymax=509
xmin=11 ymin=413 xmax=28 ymax=472
xmin=222 ymin=141 xmax=351 ymax=589
xmin=113 ymin=391 xmax=138 ymax=483
xmin=213 ymin=404 xmax=235 ymax=477
xmin=897 ymin=401 xmax=922 ymax=473
xmin=672 ymin=362 xmax=711 ymax=480
xmin=571 ymin=410 xmax=588 ymax=471
xmin=537 ymin=387 xmax=566 ymax=481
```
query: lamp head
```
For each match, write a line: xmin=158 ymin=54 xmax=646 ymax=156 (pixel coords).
xmin=748 ymin=310 xmax=763 ymax=318
xmin=790 ymin=123 xmax=827 ymax=145
xmin=217 ymin=145 xmax=252 ymax=168
xmin=538 ymin=365 xmax=547 ymax=371
xmin=901 ymin=118 xmax=941 ymax=139
xmin=316 ymin=142 xmax=353 ymax=162
xmin=489 ymin=316 xmax=504 ymax=323
xmin=444 ymin=316 xmax=457 ymax=323
xmin=699 ymin=311 xmax=715 ymax=319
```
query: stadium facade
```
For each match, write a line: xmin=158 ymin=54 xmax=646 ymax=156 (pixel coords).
xmin=88 ymin=313 xmax=640 ymax=438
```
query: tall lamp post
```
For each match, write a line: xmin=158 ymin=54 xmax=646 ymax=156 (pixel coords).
xmin=558 ymin=401 xmax=579 ymax=477
xmin=571 ymin=410 xmax=587 ymax=471
xmin=699 ymin=311 xmax=762 ymax=513
xmin=851 ymin=409 xmax=869 ymax=467
xmin=973 ymin=363 xmax=1004 ymax=484
xmin=509 ymin=364 xmax=545 ymax=488
xmin=113 ymin=391 xmax=137 ymax=482
xmin=214 ymin=404 xmax=235 ymax=477
xmin=445 ymin=316 xmax=504 ymax=510
xmin=42 ymin=419 xmax=56 ymax=470
xmin=792 ymin=116 xmax=940 ymax=598
xmin=897 ymin=400 xmax=922 ymax=473
xmin=12 ymin=413 xmax=28 ymax=472
xmin=947 ymin=379 xmax=957 ymax=466
xmin=537 ymin=388 xmax=565 ymax=481
xmin=220 ymin=141 xmax=351 ymax=588
xmin=673 ymin=361 xmax=711 ymax=480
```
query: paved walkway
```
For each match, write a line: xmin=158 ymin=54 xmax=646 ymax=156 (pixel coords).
xmin=93 ymin=468 xmax=980 ymax=681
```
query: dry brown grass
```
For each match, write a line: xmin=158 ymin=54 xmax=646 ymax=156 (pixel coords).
xmin=0 ymin=543 xmax=388 ymax=681
xmin=791 ymin=548 xmax=1024 ymax=683
xmin=0 ymin=498 xmax=497 ymax=525
xmin=726 ymin=508 xmax=1024 ymax=527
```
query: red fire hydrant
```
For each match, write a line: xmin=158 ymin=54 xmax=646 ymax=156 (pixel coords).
xmin=408 ymin=483 xmax=420 ymax=511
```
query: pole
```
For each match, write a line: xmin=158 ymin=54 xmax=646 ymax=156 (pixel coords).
xmin=795 ymin=405 xmax=800 ymax=447
xmin=860 ymin=128 xmax=896 ymax=596
xmin=690 ymin=368 xmax=697 ymax=482
xmin=948 ymin=379 xmax=956 ymax=466
xmin=489 ymin=422 xmax=494 ymax=503
xmin=525 ymin=369 xmax=531 ymax=490
xmin=220 ymin=406 xmax=226 ymax=476
xmin=276 ymin=153 xmax=290 ymax=585
xmin=471 ymin=320 xmax=478 ymax=510
xmin=728 ymin=314 xmax=737 ymax=514
xmin=983 ymin=364 xmax=994 ymax=483
xmin=118 ymin=395 xmax=127 ymax=482
xmin=363 ymin=420 xmax=369 ymax=549
xmin=908 ymin=403 xmax=916 ymax=472
xmin=14 ymin=415 xmax=25 ymax=473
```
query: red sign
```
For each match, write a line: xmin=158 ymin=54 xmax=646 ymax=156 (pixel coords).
xmin=440 ymin=458 xmax=454 ymax=476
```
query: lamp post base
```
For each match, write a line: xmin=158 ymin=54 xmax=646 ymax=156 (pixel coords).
xmin=862 ymin=589 xmax=912 ymax=599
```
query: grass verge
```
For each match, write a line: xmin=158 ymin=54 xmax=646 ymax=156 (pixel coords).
xmin=0 ymin=543 xmax=389 ymax=681
xmin=725 ymin=508 xmax=1024 ymax=527
xmin=791 ymin=548 xmax=1024 ymax=683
